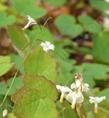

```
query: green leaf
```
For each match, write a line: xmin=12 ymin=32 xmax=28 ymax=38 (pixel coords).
xmin=92 ymin=31 xmax=109 ymax=64
xmin=55 ymin=14 xmax=83 ymax=37
xmin=98 ymin=88 xmax=109 ymax=100
xmin=0 ymin=3 xmax=7 ymax=11
xmin=82 ymin=63 xmax=109 ymax=80
xmin=64 ymin=106 xmax=77 ymax=118
xmin=12 ymin=88 xmax=42 ymax=118
xmin=24 ymin=46 xmax=57 ymax=82
xmin=0 ymin=11 xmax=16 ymax=28
xmin=94 ymin=108 xmax=109 ymax=118
xmin=0 ymin=77 xmax=23 ymax=95
xmin=27 ymin=26 xmax=55 ymax=43
xmin=24 ymin=76 xmax=58 ymax=101
xmin=8 ymin=113 xmax=17 ymax=118
xmin=87 ymin=112 xmax=94 ymax=118
xmin=8 ymin=26 xmax=29 ymax=51
xmin=43 ymin=0 xmax=66 ymax=7
xmin=0 ymin=82 xmax=7 ymax=95
xmin=11 ymin=54 xmax=24 ymax=73
xmin=0 ymin=56 xmax=13 ymax=77
xmin=32 ymin=98 xmax=58 ymax=118
xmin=79 ymin=15 xmax=102 ymax=33
xmin=13 ymin=96 xmax=58 ymax=118
xmin=54 ymin=45 xmax=69 ymax=60
xmin=12 ymin=77 xmax=58 ymax=118
xmin=7 ymin=77 xmax=23 ymax=95
xmin=90 ymin=0 xmax=109 ymax=12
xmin=12 ymin=0 xmax=46 ymax=18
xmin=12 ymin=87 xmax=41 ymax=104
xmin=58 ymin=68 xmax=73 ymax=86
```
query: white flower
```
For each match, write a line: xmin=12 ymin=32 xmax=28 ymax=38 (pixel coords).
xmin=71 ymin=80 xmax=89 ymax=92
xmin=40 ymin=41 xmax=55 ymax=52
xmin=82 ymin=83 xmax=90 ymax=92
xmin=103 ymin=18 xmax=109 ymax=28
xmin=22 ymin=15 xmax=37 ymax=30
xmin=3 ymin=109 xmax=8 ymax=117
xmin=65 ymin=91 xmax=84 ymax=109
xmin=89 ymin=96 xmax=106 ymax=113
xmin=105 ymin=0 xmax=109 ymax=3
xmin=56 ymin=85 xmax=72 ymax=103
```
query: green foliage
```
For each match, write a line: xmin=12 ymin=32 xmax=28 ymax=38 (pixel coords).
xmin=0 ymin=11 xmax=16 ymax=28
xmin=94 ymin=109 xmax=109 ymax=118
xmin=90 ymin=0 xmax=109 ymax=12
xmin=12 ymin=0 xmax=46 ymax=18
xmin=43 ymin=0 xmax=66 ymax=7
xmin=98 ymin=88 xmax=109 ymax=100
xmin=0 ymin=77 xmax=23 ymax=95
xmin=24 ymin=76 xmax=58 ymax=101
xmin=11 ymin=54 xmax=24 ymax=73
xmin=8 ymin=113 xmax=17 ymax=118
xmin=74 ymin=63 xmax=109 ymax=86
xmin=27 ymin=26 xmax=55 ymax=43
xmin=0 ymin=0 xmax=109 ymax=118
xmin=92 ymin=31 xmax=109 ymax=64
xmin=0 ymin=3 xmax=7 ymax=11
xmin=79 ymin=15 xmax=102 ymax=33
xmin=24 ymin=46 xmax=58 ymax=82
xmin=55 ymin=14 xmax=83 ymax=37
xmin=8 ymin=26 xmax=29 ymax=51
xmin=0 ymin=56 xmax=13 ymax=77
xmin=12 ymin=76 xmax=58 ymax=118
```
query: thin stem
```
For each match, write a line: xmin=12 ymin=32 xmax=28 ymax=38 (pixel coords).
xmin=0 ymin=71 xmax=18 ymax=108
xmin=75 ymin=105 xmax=81 ymax=118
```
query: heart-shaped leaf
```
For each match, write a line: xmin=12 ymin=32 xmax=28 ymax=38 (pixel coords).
xmin=24 ymin=46 xmax=58 ymax=82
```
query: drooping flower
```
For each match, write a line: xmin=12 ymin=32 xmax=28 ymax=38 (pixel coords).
xmin=3 ymin=109 xmax=8 ymax=117
xmin=71 ymin=73 xmax=89 ymax=92
xmin=56 ymin=85 xmax=72 ymax=103
xmin=71 ymin=81 xmax=90 ymax=92
xmin=89 ymin=96 xmax=106 ymax=113
xmin=65 ymin=91 xmax=84 ymax=109
xmin=22 ymin=15 xmax=37 ymax=30
xmin=40 ymin=41 xmax=55 ymax=52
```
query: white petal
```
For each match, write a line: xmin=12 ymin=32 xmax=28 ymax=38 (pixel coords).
xmin=97 ymin=96 xmax=106 ymax=103
xmin=27 ymin=15 xmax=36 ymax=23
xmin=22 ymin=16 xmax=37 ymax=30
xmin=56 ymin=85 xmax=62 ymax=91
xmin=75 ymin=80 xmax=81 ymax=88
xmin=3 ymin=109 xmax=8 ymax=117
xmin=76 ymin=92 xmax=84 ymax=103
xmin=70 ymin=83 xmax=76 ymax=90
xmin=45 ymin=41 xmax=51 ymax=46
xmin=82 ymin=83 xmax=90 ymax=92
xmin=40 ymin=41 xmax=55 ymax=52
xmin=56 ymin=85 xmax=71 ymax=93
xmin=49 ymin=44 xmax=55 ymax=50
xmin=104 ymin=17 xmax=109 ymax=28
xmin=40 ymin=42 xmax=45 ymax=47
xmin=89 ymin=96 xmax=106 ymax=104
xmin=66 ymin=92 xmax=84 ymax=104
xmin=105 ymin=0 xmax=109 ymax=3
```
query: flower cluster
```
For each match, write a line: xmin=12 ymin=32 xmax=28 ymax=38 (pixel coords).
xmin=56 ymin=73 xmax=106 ymax=113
